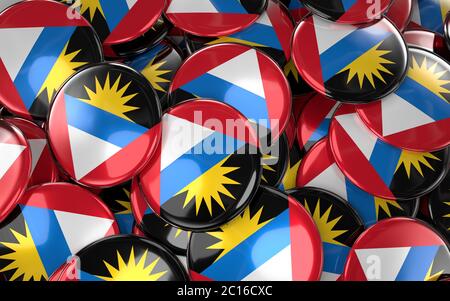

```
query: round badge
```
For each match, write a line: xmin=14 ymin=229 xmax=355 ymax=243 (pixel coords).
xmin=357 ymin=47 xmax=450 ymax=152
xmin=292 ymin=16 xmax=408 ymax=103
xmin=139 ymin=99 xmax=261 ymax=231
xmin=56 ymin=235 xmax=188 ymax=281
xmin=0 ymin=1 xmax=103 ymax=120
xmin=0 ymin=120 xmax=31 ymax=222
xmin=288 ymin=187 xmax=364 ymax=281
xmin=260 ymin=133 xmax=289 ymax=187
xmin=47 ymin=62 xmax=162 ymax=188
xmin=280 ymin=0 xmax=310 ymax=23
xmin=429 ymin=170 xmax=450 ymax=242
xmin=99 ymin=182 xmax=134 ymax=234
xmin=6 ymin=118 xmax=58 ymax=187
xmin=58 ymin=0 xmax=168 ymax=58
xmin=297 ymin=139 xmax=419 ymax=227
xmin=293 ymin=92 xmax=316 ymax=121
xmin=329 ymin=105 xmax=449 ymax=200
xmin=280 ymin=142 xmax=305 ymax=191
xmin=126 ymin=40 xmax=183 ymax=110
xmin=342 ymin=218 xmax=450 ymax=281
xmin=0 ymin=183 xmax=119 ymax=281
xmin=410 ymin=0 xmax=449 ymax=35
xmin=169 ymin=43 xmax=292 ymax=143
xmin=131 ymin=179 xmax=190 ymax=256
xmin=188 ymin=186 xmax=323 ymax=281
xmin=0 ymin=0 xmax=21 ymax=13
xmin=302 ymin=0 xmax=392 ymax=24
xmin=385 ymin=0 xmax=413 ymax=32
xmin=284 ymin=113 xmax=297 ymax=149
xmin=164 ymin=0 xmax=268 ymax=37
xmin=297 ymin=93 xmax=340 ymax=152
xmin=404 ymin=29 xmax=450 ymax=61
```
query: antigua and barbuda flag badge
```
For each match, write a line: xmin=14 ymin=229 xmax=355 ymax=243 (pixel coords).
xmin=292 ymin=15 xmax=408 ymax=103
xmin=297 ymin=138 xmax=419 ymax=227
xmin=53 ymin=235 xmax=188 ymax=281
xmin=169 ymin=43 xmax=292 ymax=144
xmin=138 ymin=99 xmax=261 ymax=231
xmin=410 ymin=0 xmax=450 ymax=35
xmin=288 ymin=187 xmax=364 ymax=281
xmin=357 ymin=47 xmax=450 ymax=152
xmin=188 ymin=186 xmax=323 ymax=281
xmin=0 ymin=1 xmax=103 ymax=120
xmin=47 ymin=63 xmax=162 ymax=188
xmin=329 ymin=105 xmax=449 ymax=200
xmin=342 ymin=218 xmax=450 ymax=281
xmin=99 ymin=182 xmax=134 ymax=234
xmin=280 ymin=0 xmax=310 ymax=23
xmin=0 ymin=183 xmax=119 ymax=281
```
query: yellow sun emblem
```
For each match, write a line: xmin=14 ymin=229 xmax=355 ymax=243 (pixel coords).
xmin=338 ymin=41 xmax=395 ymax=89
xmin=408 ymin=55 xmax=450 ymax=102
xmin=443 ymin=201 xmax=450 ymax=230
xmin=282 ymin=157 xmax=301 ymax=190
xmin=261 ymin=153 xmax=277 ymax=183
xmin=38 ymin=42 xmax=87 ymax=103
xmin=72 ymin=0 xmax=105 ymax=21
xmin=97 ymin=247 xmax=167 ymax=281
xmin=207 ymin=206 xmax=272 ymax=262
xmin=175 ymin=155 xmax=240 ymax=216
xmin=395 ymin=150 xmax=441 ymax=178
xmin=116 ymin=188 xmax=131 ymax=215
xmin=374 ymin=197 xmax=403 ymax=219
xmin=0 ymin=222 xmax=48 ymax=281
xmin=304 ymin=198 xmax=347 ymax=246
xmin=80 ymin=73 xmax=139 ymax=122
xmin=284 ymin=60 xmax=299 ymax=83
xmin=424 ymin=259 xmax=445 ymax=281
xmin=141 ymin=58 xmax=171 ymax=93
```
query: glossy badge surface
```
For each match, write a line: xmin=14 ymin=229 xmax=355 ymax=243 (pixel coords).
xmin=58 ymin=0 xmax=168 ymax=58
xmin=292 ymin=15 xmax=408 ymax=103
xmin=297 ymin=139 xmax=419 ymax=227
xmin=386 ymin=0 xmax=413 ymax=32
xmin=99 ymin=182 xmax=134 ymax=234
xmin=169 ymin=43 xmax=291 ymax=143
xmin=56 ymin=235 xmax=188 ymax=281
xmin=342 ymin=218 xmax=450 ymax=281
xmin=289 ymin=188 xmax=364 ymax=281
xmin=329 ymin=105 xmax=449 ymax=200
xmin=404 ymin=29 xmax=450 ymax=61
xmin=0 ymin=120 xmax=31 ymax=223
xmin=0 ymin=0 xmax=103 ymax=120
xmin=139 ymin=100 xmax=261 ymax=231
xmin=164 ymin=0 xmax=268 ymax=37
xmin=410 ymin=0 xmax=450 ymax=35
xmin=131 ymin=179 xmax=190 ymax=256
xmin=47 ymin=63 xmax=161 ymax=188
xmin=0 ymin=183 xmax=119 ymax=281
xmin=429 ymin=170 xmax=450 ymax=242
xmin=302 ymin=0 xmax=392 ymax=24
xmin=260 ymin=133 xmax=289 ymax=187
xmin=188 ymin=186 xmax=323 ymax=281
xmin=357 ymin=47 xmax=450 ymax=152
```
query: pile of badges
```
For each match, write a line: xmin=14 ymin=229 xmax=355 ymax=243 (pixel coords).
xmin=0 ymin=0 xmax=449 ymax=282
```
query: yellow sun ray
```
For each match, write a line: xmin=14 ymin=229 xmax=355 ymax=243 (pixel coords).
xmin=407 ymin=55 xmax=450 ymax=102
xmin=395 ymin=150 xmax=441 ymax=178
xmin=115 ymin=188 xmax=131 ymax=215
xmin=175 ymin=155 xmax=240 ymax=216
xmin=424 ymin=259 xmax=444 ymax=281
xmin=72 ymin=0 xmax=105 ymax=21
xmin=38 ymin=42 xmax=87 ymax=103
xmin=80 ymin=73 xmax=139 ymax=121
xmin=207 ymin=206 xmax=272 ymax=262
xmin=164 ymin=224 xmax=191 ymax=239
xmin=261 ymin=154 xmax=277 ymax=183
xmin=304 ymin=198 xmax=347 ymax=246
xmin=281 ymin=157 xmax=301 ymax=190
xmin=374 ymin=197 xmax=403 ymax=219
xmin=0 ymin=222 xmax=48 ymax=281
xmin=338 ymin=41 xmax=395 ymax=89
xmin=206 ymin=36 xmax=266 ymax=48
xmin=284 ymin=59 xmax=299 ymax=83
xmin=141 ymin=58 xmax=171 ymax=93
xmin=97 ymin=247 xmax=167 ymax=281
xmin=443 ymin=201 xmax=450 ymax=230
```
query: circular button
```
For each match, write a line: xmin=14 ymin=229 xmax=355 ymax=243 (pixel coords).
xmin=280 ymin=0 xmax=310 ymax=23
xmin=292 ymin=16 xmax=408 ymax=103
xmin=139 ymin=99 xmax=261 ymax=231
xmin=342 ymin=218 xmax=450 ymax=281
xmin=47 ymin=62 xmax=161 ymax=188
xmin=429 ymin=170 xmax=450 ymax=243
xmin=329 ymin=105 xmax=449 ymax=200
xmin=403 ymin=29 xmax=450 ymax=62
xmin=260 ymin=133 xmax=289 ymax=187
xmin=410 ymin=0 xmax=449 ymax=35
xmin=99 ymin=181 xmax=134 ymax=234
xmin=164 ymin=0 xmax=268 ymax=37
xmin=169 ymin=43 xmax=292 ymax=143
xmin=288 ymin=187 xmax=364 ymax=281
xmin=188 ymin=186 xmax=323 ymax=281
xmin=297 ymin=138 xmax=420 ymax=227
xmin=0 ymin=0 xmax=103 ymax=120
xmin=0 ymin=183 xmax=119 ymax=281
xmin=385 ymin=0 xmax=413 ymax=32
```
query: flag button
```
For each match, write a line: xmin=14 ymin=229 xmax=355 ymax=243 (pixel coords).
xmin=428 ymin=171 xmax=450 ymax=244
